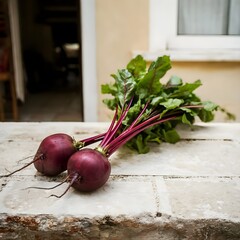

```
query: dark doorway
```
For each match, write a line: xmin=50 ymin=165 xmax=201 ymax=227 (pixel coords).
xmin=18 ymin=0 xmax=83 ymax=121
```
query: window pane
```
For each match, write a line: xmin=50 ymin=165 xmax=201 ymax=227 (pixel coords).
xmin=178 ymin=0 xmax=229 ymax=35
xmin=228 ymin=0 xmax=240 ymax=35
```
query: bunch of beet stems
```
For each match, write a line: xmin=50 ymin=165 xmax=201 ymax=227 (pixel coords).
xmin=96 ymin=97 xmax=202 ymax=157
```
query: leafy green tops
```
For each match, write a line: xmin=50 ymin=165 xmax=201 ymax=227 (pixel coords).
xmin=101 ymin=55 xmax=234 ymax=153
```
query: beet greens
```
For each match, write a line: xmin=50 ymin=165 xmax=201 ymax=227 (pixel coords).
xmin=101 ymin=55 xmax=234 ymax=153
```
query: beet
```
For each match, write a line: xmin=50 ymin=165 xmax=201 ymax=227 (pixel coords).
xmin=67 ymin=148 xmax=111 ymax=192
xmin=33 ymin=133 xmax=77 ymax=176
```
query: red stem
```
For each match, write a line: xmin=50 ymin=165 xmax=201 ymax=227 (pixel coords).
xmin=107 ymin=115 xmax=177 ymax=156
xmin=106 ymin=104 xmax=205 ymax=156
xmin=80 ymin=132 xmax=106 ymax=146
xmin=128 ymin=100 xmax=150 ymax=130
xmin=105 ymin=113 xmax=159 ymax=152
xmin=100 ymin=96 xmax=134 ymax=148
xmin=98 ymin=105 xmax=119 ymax=147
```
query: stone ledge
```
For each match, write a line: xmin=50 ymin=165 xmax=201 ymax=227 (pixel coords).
xmin=0 ymin=122 xmax=239 ymax=239
xmin=0 ymin=214 xmax=240 ymax=240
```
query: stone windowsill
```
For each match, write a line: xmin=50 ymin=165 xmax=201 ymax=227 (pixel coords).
xmin=133 ymin=50 xmax=240 ymax=62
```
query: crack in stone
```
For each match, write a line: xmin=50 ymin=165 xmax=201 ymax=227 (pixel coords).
xmin=110 ymin=175 xmax=240 ymax=181
xmin=151 ymin=179 xmax=160 ymax=217
xmin=180 ymin=138 xmax=234 ymax=142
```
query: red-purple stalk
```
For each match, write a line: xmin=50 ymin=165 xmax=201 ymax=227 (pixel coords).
xmin=96 ymin=101 xmax=205 ymax=157
xmin=76 ymin=132 xmax=106 ymax=149
xmin=98 ymin=97 xmax=134 ymax=150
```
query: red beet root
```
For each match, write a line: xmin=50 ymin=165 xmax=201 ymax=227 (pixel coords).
xmin=33 ymin=133 xmax=77 ymax=176
xmin=67 ymin=148 xmax=111 ymax=192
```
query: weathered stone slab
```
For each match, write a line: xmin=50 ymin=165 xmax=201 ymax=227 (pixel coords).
xmin=177 ymin=122 xmax=240 ymax=141
xmin=162 ymin=178 xmax=240 ymax=221
xmin=0 ymin=176 xmax=156 ymax=217
xmin=111 ymin=140 xmax=240 ymax=176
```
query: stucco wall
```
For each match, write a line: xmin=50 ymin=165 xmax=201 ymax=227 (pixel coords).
xmin=96 ymin=0 xmax=149 ymax=121
xmin=96 ymin=0 xmax=240 ymax=122
xmin=166 ymin=62 xmax=240 ymax=122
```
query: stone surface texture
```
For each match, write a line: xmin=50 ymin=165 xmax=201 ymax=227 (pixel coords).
xmin=0 ymin=122 xmax=240 ymax=239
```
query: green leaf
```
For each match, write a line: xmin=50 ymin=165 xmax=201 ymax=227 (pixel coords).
xmin=182 ymin=113 xmax=192 ymax=125
xmin=136 ymin=55 xmax=171 ymax=99
xmin=202 ymin=101 xmax=218 ymax=111
xmin=122 ymin=99 xmax=142 ymax=126
xmin=148 ymin=55 xmax=171 ymax=74
xmin=136 ymin=71 xmax=162 ymax=99
xmin=218 ymin=107 xmax=236 ymax=121
xmin=198 ymin=109 xmax=215 ymax=122
xmin=151 ymin=96 xmax=164 ymax=106
xmin=126 ymin=134 xmax=150 ymax=154
xmin=111 ymin=69 xmax=136 ymax=107
xmin=162 ymin=129 xmax=180 ymax=143
xmin=127 ymin=55 xmax=146 ymax=79
xmin=180 ymin=107 xmax=193 ymax=113
xmin=166 ymin=75 xmax=183 ymax=87
xmin=136 ymin=134 xmax=150 ymax=153
xmin=101 ymin=83 xmax=117 ymax=95
xmin=170 ymin=80 xmax=202 ymax=98
xmin=160 ymin=98 xmax=183 ymax=110
xmin=144 ymin=128 xmax=162 ymax=144
xmin=196 ymin=101 xmax=218 ymax=122
xmin=180 ymin=107 xmax=198 ymax=117
xmin=102 ymin=98 xmax=117 ymax=110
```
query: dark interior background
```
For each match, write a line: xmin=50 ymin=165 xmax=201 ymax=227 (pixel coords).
xmin=18 ymin=0 xmax=83 ymax=120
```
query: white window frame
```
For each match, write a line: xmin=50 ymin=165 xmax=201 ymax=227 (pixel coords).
xmin=80 ymin=0 xmax=98 ymax=121
xmin=145 ymin=0 xmax=240 ymax=61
